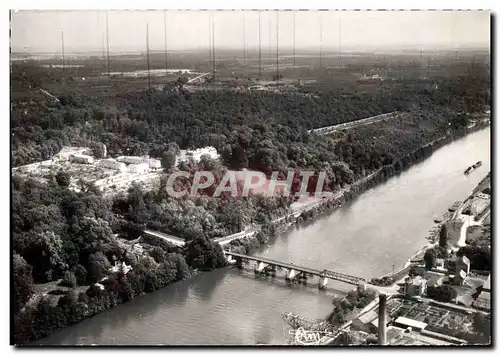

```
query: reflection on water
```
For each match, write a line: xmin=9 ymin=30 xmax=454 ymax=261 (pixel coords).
xmin=37 ymin=128 xmax=490 ymax=345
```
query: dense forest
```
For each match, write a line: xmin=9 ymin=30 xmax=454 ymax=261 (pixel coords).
xmin=11 ymin=61 xmax=490 ymax=344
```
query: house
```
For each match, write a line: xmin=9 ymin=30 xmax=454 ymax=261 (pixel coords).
xmin=454 ymin=270 xmax=467 ymax=286
xmin=435 ymin=258 xmax=445 ymax=271
xmin=455 ymin=256 xmax=471 ymax=275
xmin=403 ymin=276 xmax=427 ymax=297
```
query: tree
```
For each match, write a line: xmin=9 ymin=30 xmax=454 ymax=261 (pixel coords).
xmin=13 ymin=253 xmax=34 ymax=314
xmin=424 ymin=249 xmax=437 ymax=270
xmin=472 ymin=313 xmax=491 ymax=344
xmin=183 ymin=236 xmax=226 ymax=270
xmin=88 ymin=252 xmax=112 ymax=283
xmin=55 ymin=170 xmax=71 ymax=187
xmin=426 ymin=284 xmax=457 ymax=302
xmin=439 ymin=224 xmax=448 ymax=248
xmin=71 ymin=264 xmax=88 ymax=286
xmin=60 ymin=270 xmax=77 ymax=288
xmin=161 ymin=150 xmax=177 ymax=170
xmin=149 ymin=246 xmax=166 ymax=263
xmin=90 ymin=142 xmax=107 ymax=158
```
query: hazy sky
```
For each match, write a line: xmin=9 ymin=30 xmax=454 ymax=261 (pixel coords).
xmin=11 ymin=10 xmax=490 ymax=53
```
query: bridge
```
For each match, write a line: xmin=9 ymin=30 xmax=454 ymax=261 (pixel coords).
xmin=143 ymin=229 xmax=186 ymax=247
xmin=224 ymin=251 xmax=367 ymax=289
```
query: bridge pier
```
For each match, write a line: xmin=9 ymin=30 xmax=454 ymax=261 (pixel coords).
xmin=261 ymin=264 xmax=277 ymax=277
xmin=234 ymin=257 xmax=244 ymax=269
xmin=254 ymin=262 xmax=268 ymax=274
xmin=318 ymin=276 xmax=328 ymax=289
xmin=285 ymin=269 xmax=296 ymax=281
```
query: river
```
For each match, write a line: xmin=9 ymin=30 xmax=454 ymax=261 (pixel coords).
xmin=37 ymin=127 xmax=490 ymax=346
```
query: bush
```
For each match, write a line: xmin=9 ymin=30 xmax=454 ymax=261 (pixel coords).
xmin=60 ymin=271 xmax=77 ymax=288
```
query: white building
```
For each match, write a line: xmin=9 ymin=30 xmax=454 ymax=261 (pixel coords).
xmin=55 ymin=146 xmax=90 ymax=161
xmin=117 ymin=156 xmax=146 ymax=165
xmin=128 ymin=163 xmax=149 ymax=174
xmin=149 ymin=158 xmax=162 ymax=169
xmin=177 ymin=146 xmax=219 ymax=165
xmin=98 ymin=158 xmax=126 ymax=172
xmin=70 ymin=154 xmax=95 ymax=164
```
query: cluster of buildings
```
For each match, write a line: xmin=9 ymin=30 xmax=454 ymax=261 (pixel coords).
xmin=402 ymin=255 xmax=471 ymax=298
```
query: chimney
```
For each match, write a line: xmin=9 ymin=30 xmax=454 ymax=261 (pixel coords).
xmin=378 ymin=293 xmax=388 ymax=346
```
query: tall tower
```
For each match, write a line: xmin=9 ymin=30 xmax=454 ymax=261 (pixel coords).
xmin=378 ymin=293 xmax=388 ymax=346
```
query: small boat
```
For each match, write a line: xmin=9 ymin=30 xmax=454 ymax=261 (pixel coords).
xmin=464 ymin=167 xmax=473 ymax=175
xmin=473 ymin=161 xmax=482 ymax=169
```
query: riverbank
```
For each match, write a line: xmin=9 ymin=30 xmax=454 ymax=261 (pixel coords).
xmin=228 ymin=123 xmax=489 ymax=261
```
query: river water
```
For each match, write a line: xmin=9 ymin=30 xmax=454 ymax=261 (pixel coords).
xmin=37 ymin=128 xmax=491 ymax=346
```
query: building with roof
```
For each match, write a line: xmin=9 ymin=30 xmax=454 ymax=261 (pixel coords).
xmin=177 ymin=146 xmax=219 ymax=165
xmin=472 ymin=291 xmax=491 ymax=311
xmin=97 ymin=158 xmax=127 ymax=172
xmin=454 ymin=270 xmax=468 ymax=286
xmin=54 ymin=146 xmax=90 ymax=161
xmin=352 ymin=310 xmax=379 ymax=334
xmin=403 ymin=276 xmax=427 ymax=297
xmin=149 ymin=158 xmax=162 ymax=169
xmin=482 ymin=274 xmax=491 ymax=293
xmin=394 ymin=317 xmax=428 ymax=332
xmin=455 ymin=256 xmax=470 ymax=275
xmin=435 ymin=258 xmax=445 ymax=272
xmin=352 ymin=308 xmax=392 ymax=335
xmin=70 ymin=154 xmax=95 ymax=165
xmin=128 ymin=163 xmax=149 ymax=174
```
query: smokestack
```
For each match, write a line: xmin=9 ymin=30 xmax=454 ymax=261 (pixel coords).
xmin=378 ymin=293 xmax=388 ymax=346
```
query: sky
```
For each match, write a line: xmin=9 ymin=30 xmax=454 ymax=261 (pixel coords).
xmin=10 ymin=10 xmax=491 ymax=54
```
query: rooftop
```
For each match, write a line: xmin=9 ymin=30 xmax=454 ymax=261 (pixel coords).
xmin=356 ymin=310 xmax=378 ymax=324
xmin=394 ymin=316 xmax=428 ymax=331
xmin=483 ymin=275 xmax=490 ymax=292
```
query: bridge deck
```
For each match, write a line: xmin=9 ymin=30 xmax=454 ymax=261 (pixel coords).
xmin=144 ymin=229 xmax=186 ymax=245
xmin=225 ymin=252 xmax=367 ymax=284
xmin=225 ymin=252 xmax=322 ymax=275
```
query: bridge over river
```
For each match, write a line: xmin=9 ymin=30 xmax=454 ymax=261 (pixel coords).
xmin=224 ymin=251 xmax=368 ymax=289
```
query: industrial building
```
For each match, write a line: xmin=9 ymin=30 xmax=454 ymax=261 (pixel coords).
xmin=97 ymin=158 xmax=127 ymax=172
xmin=117 ymin=155 xmax=162 ymax=170
xmin=128 ymin=163 xmax=149 ymax=174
